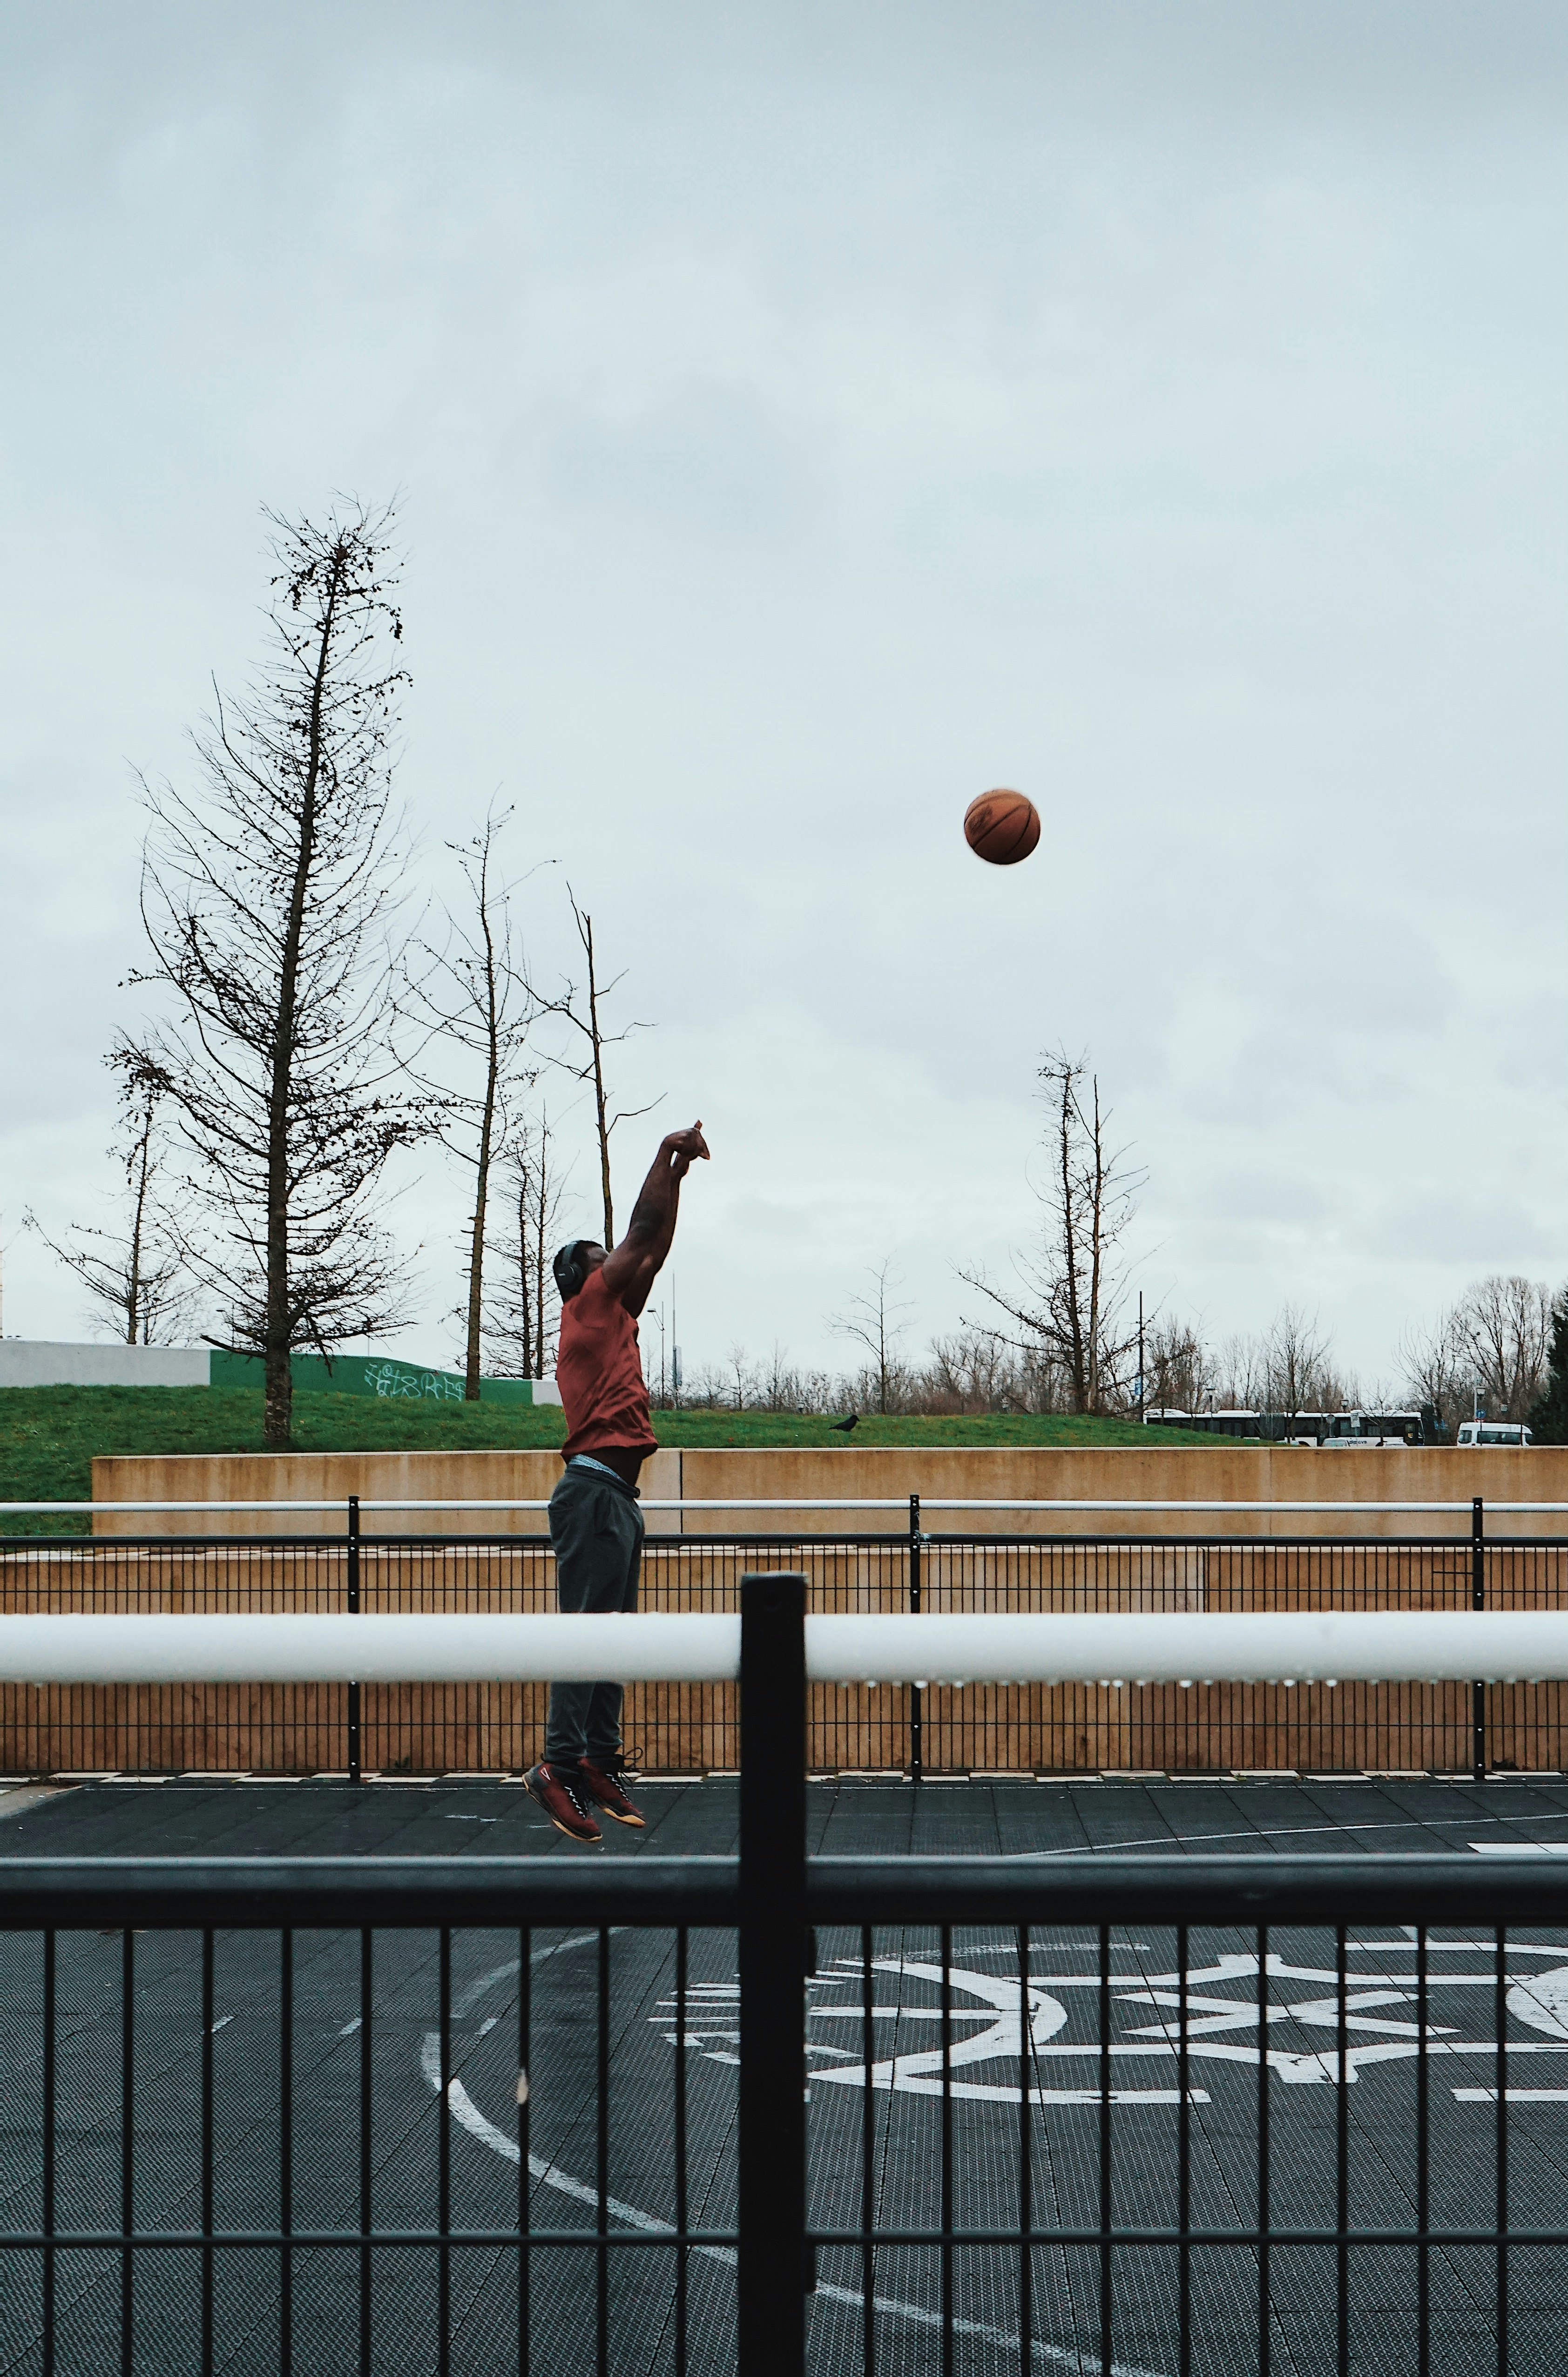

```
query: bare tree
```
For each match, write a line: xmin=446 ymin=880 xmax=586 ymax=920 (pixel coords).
xmin=484 ymin=1106 xmax=574 ymax=1379
xmin=726 ymin=1342 xmax=754 ymax=1410
xmin=1213 ymin=1332 xmax=1265 ymax=1411
xmin=923 ymin=1327 xmax=1018 ymax=1415
xmin=1144 ymin=1317 xmax=1212 ymax=1416
xmin=829 ymin=1258 xmax=912 ymax=1416
xmin=120 ymin=500 xmax=430 ymax=1447
xmin=23 ymin=1062 xmax=194 ymax=1344
xmin=533 ymin=891 xmax=655 ymax=1247
xmin=1453 ymin=1275 xmax=1552 ymax=1421
xmin=959 ymin=1049 xmax=1142 ymax=1415
xmin=760 ymin=1341 xmax=798 ymax=1411
xmin=1398 ymin=1307 xmax=1472 ymax=1430
xmin=404 ymin=809 xmax=536 ymax=1397
xmin=1260 ymin=1303 xmax=1332 ymax=1420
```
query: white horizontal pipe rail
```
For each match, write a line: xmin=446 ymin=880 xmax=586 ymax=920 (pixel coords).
xmin=6 ymin=1611 xmax=1568 ymax=1686
xmin=7 ymin=1498 xmax=1568 ymax=1517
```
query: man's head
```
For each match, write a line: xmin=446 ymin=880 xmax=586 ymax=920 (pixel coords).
xmin=553 ymin=1240 xmax=607 ymax=1301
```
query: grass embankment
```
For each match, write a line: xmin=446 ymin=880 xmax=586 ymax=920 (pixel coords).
xmin=0 ymin=1384 xmax=1223 ymax=1533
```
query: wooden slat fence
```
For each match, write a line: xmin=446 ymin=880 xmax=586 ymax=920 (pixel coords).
xmin=2 ymin=1533 xmax=1566 ymax=1776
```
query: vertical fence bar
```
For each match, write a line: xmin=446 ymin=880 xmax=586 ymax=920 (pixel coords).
xmin=120 ymin=1929 xmax=134 ymax=2377
xmin=941 ymin=1921 xmax=954 ymax=2377
xmin=518 ymin=1925 xmax=531 ymax=2377
xmin=1257 ymin=1924 xmax=1269 ymax=2377
xmin=438 ymin=1925 xmax=451 ymax=2377
xmin=201 ymin=1929 xmax=214 ymax=2374
xmin=596 ymin=1926 xmax=609 ymax=2377
xmin=1494 ymin=1926 xmax=1508 ymax=2377
xmin=1018 ymin=1923 xmax=1033 ymax=2373
xmin=1098 ymin=1922 xmax=1111 ymax=2377
xmin=1177 ymin=1925 xmax=1190 ymax=2377
xmin=347 ymin=1497 xmax=362 ymax=1785
xmin=1473 ymin=1497 xmax=1487 ymax=1783
xmin=738 ymin=1569 xmax=807 ymax=2375
xmin=358 ymin=1927 xmax=372 ymax=2377
xmin=1416 ymin=1926 xmax=1428 ymax=2377
xmin=1335 ymin=1927 xmax=1349 ymax=2377
xmin=674 ymin=1925 xmax=688 ymax=2377
xmin=41 ymin=1930 xmax=54 ymax=2377
xmin=860 ymin=1922 xmax=874 ymax=2377
xmin=280 ymin=1929 xmax=293 ymax=2377
xmin=908 ymin=1495 xmax=923 ymax=1784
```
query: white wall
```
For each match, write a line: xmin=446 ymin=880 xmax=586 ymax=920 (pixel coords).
xmin=0 ymin=1341 xmax=209 ymax=1388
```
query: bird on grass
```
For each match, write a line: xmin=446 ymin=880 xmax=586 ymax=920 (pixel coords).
xmin=830 ymin=1412 xmax=859 ymax=1435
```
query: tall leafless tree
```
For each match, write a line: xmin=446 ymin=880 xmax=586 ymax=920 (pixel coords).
xmin=24 ymin=1060 xmax=194 ymax=1344
xmin=1144 ymin=1316 xmax=1213 ymax=1417
xmin=960 ymin=1048 xmax=1142 ymax=1414
xmin=1453 ymin=1275 xmax=1552 ymax=1421
xmin=726 ymin=1342 xmax=754 ymax=1410
xmin=533 ymin=891 xmax=655 ymax=1246
xmin=1397 ymin=1308 xmax=1471 ymax=1430
xmin=120 ymin=500 xmax=431 ymax=1447
xmin=829 ymin=1257 xmax=912 ymax=1415
xmin=403 ymin=808 xmax=536 ymax=1397
xmin=1260 ymin=1303 xmax=1332 ymax=1421
xmin=484 ymin=1105 xmax=573 ymax=1380
xmin=1398 ymin=1276 xmax=1551 ymax=1427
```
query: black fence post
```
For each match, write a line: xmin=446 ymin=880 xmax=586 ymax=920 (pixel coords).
xmin=739 ymin=1569 xmax=808 ymax=2374
xmin=347 ymin=1496 xmax=362 ymax=1786
xmin=1472 ymin=1496 xmax=1486 ymax=1784
xmin=908 ymin=1493 xmax=923 ymax=1786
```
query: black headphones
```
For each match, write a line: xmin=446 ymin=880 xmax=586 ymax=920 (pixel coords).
xmin=553 ymin=1240 xmax=591 ymax=1301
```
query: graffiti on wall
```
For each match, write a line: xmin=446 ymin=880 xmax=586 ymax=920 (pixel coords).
xmin=361 ymin=1360 xmax=467 ymax=1404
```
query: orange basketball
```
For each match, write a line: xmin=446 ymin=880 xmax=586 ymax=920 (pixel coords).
xmin=964 ymin=787 xmax=1040 ymax=866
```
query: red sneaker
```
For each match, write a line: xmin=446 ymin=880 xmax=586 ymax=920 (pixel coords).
xmin=578 ymin=1755 xmax=646 ymax=1829
xmin=523 ymin=1762 xmax=602 ymax=1844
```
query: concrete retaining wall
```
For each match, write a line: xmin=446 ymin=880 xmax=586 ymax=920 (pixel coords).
xmin=91 ymin=1443 xmax=1568 ymax=1539
xmin=91 ymin=1447 xmax=677 ymax=1536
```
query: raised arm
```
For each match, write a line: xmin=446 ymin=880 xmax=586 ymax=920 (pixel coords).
xmin=601 ymin=1122 xmax=710 ymax=1316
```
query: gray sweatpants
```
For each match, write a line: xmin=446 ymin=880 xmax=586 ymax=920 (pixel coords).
xmin=544 ymin=1461 xmax=644 ymax=1767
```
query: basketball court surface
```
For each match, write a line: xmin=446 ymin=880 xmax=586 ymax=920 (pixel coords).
xmin=3 ymin=1775 xmax=1567 ymax=2373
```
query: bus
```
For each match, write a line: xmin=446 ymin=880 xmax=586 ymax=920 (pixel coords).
xmin=1322 ymin=1410 xmax=1430 ymax=1448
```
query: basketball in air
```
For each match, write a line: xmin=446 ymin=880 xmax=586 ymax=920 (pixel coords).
xmin=963 ymin=788 xmax=1040 ymax=866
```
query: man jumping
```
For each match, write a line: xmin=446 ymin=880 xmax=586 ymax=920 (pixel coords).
xmin=523 ymin=1121 xmax=710 ymax=1844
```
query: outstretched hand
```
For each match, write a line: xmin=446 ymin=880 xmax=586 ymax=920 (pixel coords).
xmin=664 ymin=1120 xmax=710 ymax=1176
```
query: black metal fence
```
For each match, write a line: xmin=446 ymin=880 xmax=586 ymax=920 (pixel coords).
xmin=4 ymin=1506 xmax=1568 ymax=1777
xmin=1 ymin=1579 xmax=1568 ymax=2372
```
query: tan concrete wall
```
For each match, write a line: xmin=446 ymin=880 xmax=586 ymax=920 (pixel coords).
xmin=676 ymin=1445 xmax=1568 ymax=1538
xmin=92 ymin=1442 xmax=1568 ymax=1540
xmin=90 ymin=1447 xmax=684 ymax=1537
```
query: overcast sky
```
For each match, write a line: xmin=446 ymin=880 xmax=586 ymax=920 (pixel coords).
xmin=3 ymin=0 xmax=1565 ymax=1390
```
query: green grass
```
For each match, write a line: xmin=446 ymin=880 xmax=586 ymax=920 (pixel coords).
xmin=0 ymin=1384 xmax=1222 ymax=1532
xmin=639 ymin=1410 xmax=1220 ymax=1450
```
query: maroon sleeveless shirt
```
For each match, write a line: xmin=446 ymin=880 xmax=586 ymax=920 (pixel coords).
xmin=556 ymin=1267 xmax=658 ymax=1461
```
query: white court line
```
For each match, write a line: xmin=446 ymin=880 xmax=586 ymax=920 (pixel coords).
xmin=425 ymin=2051 xmax=1169 ymax=2377
xmin=451 ymin=1930 xmax=615 ymax=2020
xmin=1008 ymin=1805 xmax=1568 ymax=1862
xmin=422 ymin=1939 xmax=1171 ymax=2377
xmin=1455 ymin=2088 xmax=1568 ymax=2102
xmin=1470 ymin=1844 xmax=1568 ymax=1857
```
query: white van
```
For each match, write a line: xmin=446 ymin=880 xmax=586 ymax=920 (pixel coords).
xmin=1456 ymin=1421 xmax=1534 ymax=1448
